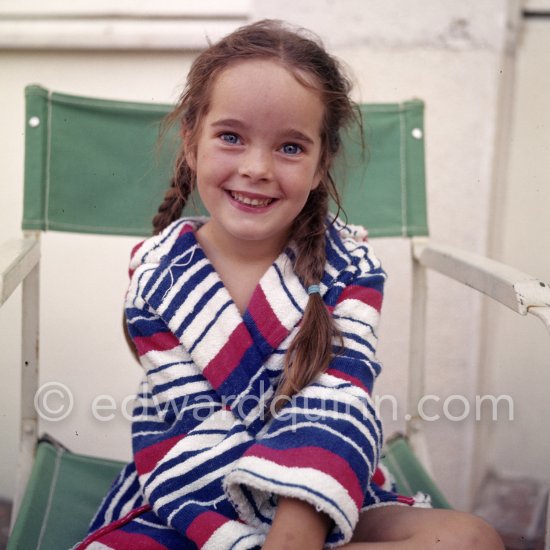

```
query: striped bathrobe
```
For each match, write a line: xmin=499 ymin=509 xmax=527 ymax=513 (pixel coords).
xmin=77 ymin=217 xmax=415 ymax=550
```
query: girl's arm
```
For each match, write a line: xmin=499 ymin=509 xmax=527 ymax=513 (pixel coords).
xmin=263 ymin=497 xmax=332 ymax=550
xmin=224 ymin=237 xmax=386 ymax=546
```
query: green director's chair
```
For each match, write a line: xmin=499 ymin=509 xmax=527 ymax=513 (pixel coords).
xmin=2 ymin=85 xmax=550 ymax=549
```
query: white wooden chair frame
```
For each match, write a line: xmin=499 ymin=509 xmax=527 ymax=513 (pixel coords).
xmin=2 ymin=232 xmax=550 ymax=544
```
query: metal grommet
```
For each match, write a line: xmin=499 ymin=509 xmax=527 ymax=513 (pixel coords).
xmin=411 ymin=127 xmax=423 ymax=140
xmin=29 ymin=116 xmax=41 ymax=128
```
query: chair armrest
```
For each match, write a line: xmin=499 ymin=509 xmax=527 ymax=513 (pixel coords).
xmin=412 ymin=237 xmax=550 ymax=317
xmin=0 ymin=236 xmax=40 ymax=307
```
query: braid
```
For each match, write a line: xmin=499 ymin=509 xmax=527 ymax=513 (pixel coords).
xmin=152 ymin=159 xmax=194 ymax=235
xmin=273 ymin=186 xmax=341 ymax=410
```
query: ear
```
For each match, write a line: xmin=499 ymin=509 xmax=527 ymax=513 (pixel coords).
xmin=182 ymin=130 xmax=197 ymax=171
xmin=185 ymin=148 xmax=196 ymax=172
xmin=312 ymin=156 xmax=328 ymax=190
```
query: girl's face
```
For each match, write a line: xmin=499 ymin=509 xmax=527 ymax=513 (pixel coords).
xmin=187 ymin=59 xmax=325 ymax=257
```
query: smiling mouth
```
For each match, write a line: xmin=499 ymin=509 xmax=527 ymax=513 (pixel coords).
xmin=229 ymin=191 xmax=275 ymax=208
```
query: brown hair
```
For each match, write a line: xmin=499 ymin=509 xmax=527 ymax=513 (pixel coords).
xmin=153 ymin=19 xmax=359 ymax=408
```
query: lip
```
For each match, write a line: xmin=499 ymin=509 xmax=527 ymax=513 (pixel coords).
xmin=225 ymin=189 xmax=279 ymax=213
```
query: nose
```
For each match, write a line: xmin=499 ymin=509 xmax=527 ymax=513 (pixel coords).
xmin=238 ymin=147 xmax=273 ymax=182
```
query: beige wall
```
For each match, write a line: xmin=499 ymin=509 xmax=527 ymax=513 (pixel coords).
xmin=3 ymin=0 xmax=544 ymax=514
xmin=480 ymin=17 xmax=550 ymax=484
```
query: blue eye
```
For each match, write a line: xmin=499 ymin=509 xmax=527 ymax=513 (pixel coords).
xmin=281 ymin=143 xmax=302 ymax=155
xmin=220 ymin=133 xmax=240 ymax=145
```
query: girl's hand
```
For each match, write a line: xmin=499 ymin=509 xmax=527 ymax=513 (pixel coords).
xmin=262 ymin=497 xmax=331 ymax=550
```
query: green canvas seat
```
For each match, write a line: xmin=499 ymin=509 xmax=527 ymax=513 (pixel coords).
xmin=8 ymin=438 xmax=125 ymax=550
xmin=3 ymin=85 xmax=549 ymax=549
xmin=7 ymin=434 xmax=449 ymax=550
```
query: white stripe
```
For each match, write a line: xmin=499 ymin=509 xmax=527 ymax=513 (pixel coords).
xmin=103 ymin=469 xmax=139 ymax=524
xmin=148 ymin=361 xmax=199 ymax=386
xmin=130 ymin=266 xmax=157 ymax=307
xmin=183 ymin=291 xmax=241 ymax=366
xmin=201 ymin=520 xmax=264 ymax=550
xmin=44 ymin=90 xmax=53 ymax=231
xmin=118 ymin=489 xmax=143 ymax=519
xmin=138 ymin=347 xmax=192 ymax=373
xmin=259 ymin=257 xmax=305 ymax=328
xmin=336 ymin=298 xmax=380 ymax=327
xmin=337 ymin=314 xmax=376 ymax=337
xmin=399 ymin=104 xmax=408 ymax=236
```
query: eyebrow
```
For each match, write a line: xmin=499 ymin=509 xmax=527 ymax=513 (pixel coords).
xmin=211 ymin=118 xmax=316 ymax=145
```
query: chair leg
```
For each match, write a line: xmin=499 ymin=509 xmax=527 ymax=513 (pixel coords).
xmin=11 ymin=260 xmax=40 ymax=530
xmin=407 ymin=238 xmax=434 ymax=475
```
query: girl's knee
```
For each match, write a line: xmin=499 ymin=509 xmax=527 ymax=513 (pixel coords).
xmin=353 ymin=506 xmax=504 ymax=549
xmin=428 ymin=512 xmax=504 ymax=550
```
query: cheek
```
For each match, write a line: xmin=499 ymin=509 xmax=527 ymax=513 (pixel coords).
xmin=196 ymin=155 xmax=232 ymax=187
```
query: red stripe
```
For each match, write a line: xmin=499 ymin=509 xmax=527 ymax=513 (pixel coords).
xmin=99 ymin=530 xmax=169 ymax=549
xmin=186 ymin=510 xmax=229 ymax=547
xmin=179 ymin=224 xmax=195 ymax=237
xmin=326 ymin=368 xmax=370 ymax=394
xmin=244 ymin=444 xmax=363 ymax=508
xmin=75 ymin=505 xmax=151 ymax=549
xmin=129 ymin=240 xmax=145 ymax=278
xmin=135 ymin=434 xmax=185 ymax=475
xmin=133 ymin=331 xmax=180 ymax=356
xmin=337 ymin=285 xmax=382 ymax=312
xmin=371 ymin=466 xmax=386 ymax=486
xmin=396 ymin=494 xmax=416 ymax=506
xmin=247 ymin=286 xmax=288 ymax=348
xmin=203 ymin=323 xmax=253 ymax=389
xmin=130 ymin=240 xmax=145 ymax=260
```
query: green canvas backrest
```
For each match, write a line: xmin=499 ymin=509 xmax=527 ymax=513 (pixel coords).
xmin=23 ymin=85 xmax=427 ymax=238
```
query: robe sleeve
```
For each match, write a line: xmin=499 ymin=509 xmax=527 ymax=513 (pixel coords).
xmin=223 ymin=239 xmax=386 ymax=546
xmin=123 ymin=228 xmax=264 ymax=548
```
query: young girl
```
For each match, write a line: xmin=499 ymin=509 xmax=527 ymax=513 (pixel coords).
xmin=77 ymin=19 xmax=503 ymax=550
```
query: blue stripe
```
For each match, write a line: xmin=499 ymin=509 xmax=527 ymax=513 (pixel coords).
xmin=140 ymin=218 xmax=186 ymax=264
xmin=341 ymin=330 xmax=376 ymax=356
xmin=273 ymin=262 xmax=303 ymax=315
xmin=147 ymin=360 xmax=195 ymax=377
xmin=132 ymin=266 xmax=157 ymax=307
xmin=189 ymin=298 xmax=233 ymax=353
xmin=153 ymin=373 xmax=206 ymax=395
xmin=334 ymin=313 xmax=377 ymax=338
xmin=173 ymin=277 xmax=224 ymax=337
xmin=240 ymin=483 xmax=272 ymax=525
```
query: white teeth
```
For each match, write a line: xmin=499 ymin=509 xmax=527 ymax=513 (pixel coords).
xmin=230 ymin=191 xmax=273 ymax=207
